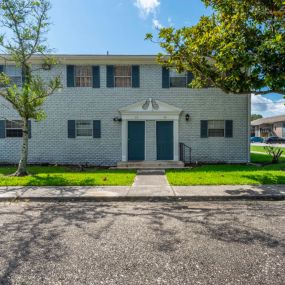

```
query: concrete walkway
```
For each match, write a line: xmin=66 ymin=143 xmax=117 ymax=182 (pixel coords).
xmin=0 ymin=182 xmax=285 ymax=201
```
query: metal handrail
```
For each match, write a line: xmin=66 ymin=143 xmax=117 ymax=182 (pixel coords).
xmin=179 ymin=142 xmax=191 ymax=165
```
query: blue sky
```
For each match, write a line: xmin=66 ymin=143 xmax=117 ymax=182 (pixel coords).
xmin=47 ymin=0 xmax=284 ymax=117
xmin=48 ymin=0 xmax=211 ymax=54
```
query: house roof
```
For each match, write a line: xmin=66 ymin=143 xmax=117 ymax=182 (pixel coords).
xmin=0 ymin=54 xmax=159 ymax=65
xmin=251 ymin=114 xmax=285 ymax=126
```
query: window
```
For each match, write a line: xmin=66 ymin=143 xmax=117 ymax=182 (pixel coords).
xmin=6 ymin=120 xmax=23 ymax=137
xmin=4 ymin=65 xmax=22 ymax=86
xmin=75 ymin=66 xmax=92 ymax=87
xmin=76 ymin=120 xmax=92 ymax=137
xmin=114 ymin=66 xmax=132 ymax=87
xmin=208 ymin=120 xmax=224 ymax=137
xmin=170 ymin=69 xmax=187 ymax=88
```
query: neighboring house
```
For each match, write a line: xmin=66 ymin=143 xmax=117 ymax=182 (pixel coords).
xmin=0 ymin=55 xmax=250 ymax=166
xmin=251 ymin=115 xmax=285 ymax=138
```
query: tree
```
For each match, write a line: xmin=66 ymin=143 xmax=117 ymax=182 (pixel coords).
xmin=146 ymin=0 xmax=285 ymax=96
xmin=251 ymin=114 xmax=263 ymax=121
xmin=0 ymin=0 xmax=61 ymax=176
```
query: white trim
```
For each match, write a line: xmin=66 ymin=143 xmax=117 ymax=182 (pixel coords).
xmin=122 ymin=120 xmax=127 ymax=161
xmin=120 ymin=99 xmax=182 ymax=161
xmin=247 ymin=94 xmax=251 ymax=163
xmin=0 ymin=54 xmax=160 ymax=65
xmin=173 ymin=119 xmax=179 ymax=160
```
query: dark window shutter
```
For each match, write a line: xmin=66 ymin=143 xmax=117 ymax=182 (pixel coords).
xmin=92 ymin=66 xmax=100 ymax=88
xmin=106 ymin=65 xmax=114 ymax=88
xmin=200 ymin=120 xmax=208 ymax=138
xmin=225 ymin=120 xmax=233 ymax=138
xmin=162 ymin=67 xmax=170 ymax=88
xmin=93 ymin=120 xmax=101 ymax=138
xmin=187 ymin=71 xmax=194 ymax=87
xmin=68 ymin=120 xmax=76 ymax=138
xmin=0 ymin=120 xmax=6 ymax=139
xmin=22 ymin=68 xmax=26 ymax=85
xmin=28 ymin=120 xmax=32 ymax=139
xmin=0 ymin=65 xmax=4 ymax=87
xmin=132 ymin=65 xmax=140 ymax=88
xmin=67 ymin=65 xmax=75 ymax=87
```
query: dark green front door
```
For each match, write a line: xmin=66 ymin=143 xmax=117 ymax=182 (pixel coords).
xmin=128 ymin=121 xmax=145 ymax=161
xmin=157 ymin=121 xmax=173 ymax=160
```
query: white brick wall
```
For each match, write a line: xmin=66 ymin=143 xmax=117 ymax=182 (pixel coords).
xmin=0 ymin=63 xmax=250 ymax=165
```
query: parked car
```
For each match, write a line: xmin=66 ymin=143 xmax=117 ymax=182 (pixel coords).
xmin=250 ymin=136 xmax=264 ymax=143
xmin=265 ymin=136 xmax=285 ymax=144
xmin=250 ymin=137 xmax=264 ymax=143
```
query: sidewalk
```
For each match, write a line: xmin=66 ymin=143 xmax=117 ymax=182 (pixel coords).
xmin=1 ymin=172 xmax=285 ymax=202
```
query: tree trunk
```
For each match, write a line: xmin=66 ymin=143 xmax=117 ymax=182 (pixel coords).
xmin=13 ymin=118 xmax=29 ymax=176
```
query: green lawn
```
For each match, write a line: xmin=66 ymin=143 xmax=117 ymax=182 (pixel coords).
xmin=250 ymin=152 xmax=285 ymax=163
xmin=251 ymin=145 xmax=285 ymax=154
xmin=0 ymin=166 xmax=136 ymax=186
xmin=166 ymin=153 xmax=285 ymax=185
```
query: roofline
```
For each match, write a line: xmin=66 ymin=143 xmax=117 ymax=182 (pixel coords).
xmin=0 ymin=54 xmax=161 ymax=65
xmin=251 ymin=114 xmax=285 ymax=126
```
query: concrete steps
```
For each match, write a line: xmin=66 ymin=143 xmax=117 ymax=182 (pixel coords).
xmin=116 ymin=160 xmax=184 ymax=169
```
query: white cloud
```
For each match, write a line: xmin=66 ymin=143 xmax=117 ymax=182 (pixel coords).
xmin=167 ymin=17 xmax=174 ymax=26
xmin=251 ymin=94 xmax=285 ymax=117
xmin=152 ymin=18 xmax=163 ymax=29
xmin=134 ymin=0 xmax=160 ymax=18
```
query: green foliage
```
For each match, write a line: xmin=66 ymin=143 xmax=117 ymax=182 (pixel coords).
xmin=251 ymin=114 xmax=263 ymax=121
xmin=147 ymin=0 xmax=285 ymax=95
xmin=0 ymin=0 xmax=62 ymax=121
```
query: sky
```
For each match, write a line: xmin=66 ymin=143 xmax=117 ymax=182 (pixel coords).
xmin=46 ymin=0 xmax=285 ymax=117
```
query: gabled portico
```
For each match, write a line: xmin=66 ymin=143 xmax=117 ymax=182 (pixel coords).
xmin=119 ymin=99 xmax=182 ymax=162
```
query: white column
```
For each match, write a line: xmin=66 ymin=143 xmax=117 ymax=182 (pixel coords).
xmin=122 ymin=119 xmax=127 ymax=161
xmin=173 ymin=119 xmax=179 ymax=161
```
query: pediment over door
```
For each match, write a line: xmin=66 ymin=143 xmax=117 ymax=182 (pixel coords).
xmin=119 ymin=98 xmax=182 ymax=120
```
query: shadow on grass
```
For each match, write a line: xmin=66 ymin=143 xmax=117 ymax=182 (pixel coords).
xmin=0 ymin=167 xmax=136 ymax=186
xmin=0 ymin=202 xmax=284 ymax=284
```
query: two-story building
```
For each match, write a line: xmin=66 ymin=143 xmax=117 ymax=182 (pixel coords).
xmin=0 ymin=55 xmax=250 ymax=166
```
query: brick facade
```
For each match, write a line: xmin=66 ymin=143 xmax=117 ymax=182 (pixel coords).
xmin=0 ymin=58 xmax=250 ymax=165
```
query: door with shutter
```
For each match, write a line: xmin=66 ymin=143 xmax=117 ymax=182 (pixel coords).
xmin=156 ymin=121 xmax=173 ymax=160
xmin=128 ymin=121 xmax=145 ymax=161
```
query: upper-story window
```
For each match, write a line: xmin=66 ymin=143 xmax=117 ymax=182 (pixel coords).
xmin=169 ymin=69 xmax=187 ymax=88
xmin=114 ymin=66 xmax=132 ymax=87
xmin=75 ymin=66 xmax=92 ymax=87
xmin=4 ymin=65 xmax=22 ymax=86
xmin=6 ymin=120 xmax=23 ymax=137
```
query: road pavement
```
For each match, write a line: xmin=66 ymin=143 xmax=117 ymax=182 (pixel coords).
xmin=0 ymin=201 xmax=284 ymax=285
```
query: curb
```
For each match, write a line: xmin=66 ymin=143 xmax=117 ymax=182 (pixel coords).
xmin=1 ymin=195 xmax=284 ymax=203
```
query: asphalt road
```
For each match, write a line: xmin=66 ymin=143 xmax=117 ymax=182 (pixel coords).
xmin=0 ymin=201 xmax=284 ymax=285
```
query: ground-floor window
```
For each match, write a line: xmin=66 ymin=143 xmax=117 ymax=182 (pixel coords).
xmin=6 ymin=120 xmax=23 ymax=137
xmin=208 ymin=120 xmax=225 ymax=137
xmin=76 ymin=120 xmax=92 ymax=137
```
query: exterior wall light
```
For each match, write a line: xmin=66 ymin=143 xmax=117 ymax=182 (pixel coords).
xmin=113 ymin=117 xmax=122 ymax=122
xmin=185 ymin=113 xmax=190 ymax=121
xmin=42 ymin=63 xmax=52 ymax=70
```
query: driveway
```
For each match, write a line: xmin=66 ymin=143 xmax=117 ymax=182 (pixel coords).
xmin=0 ymin=201 xmax=284 ymax=285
